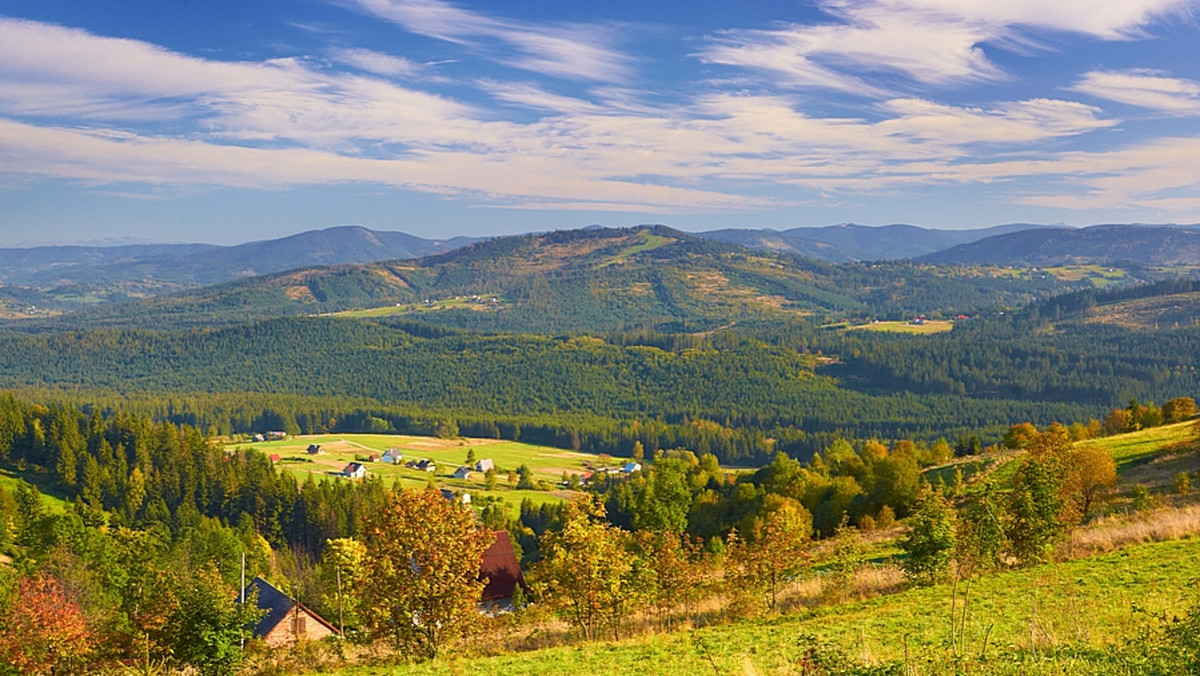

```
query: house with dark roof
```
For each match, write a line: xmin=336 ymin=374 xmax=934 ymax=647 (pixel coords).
xmin=244 ymin=577 xmax=339 ymax=647
xmin=478 ymin=531 xmax=527 ymax=614
xmin=342 ymin=462 xmax=367 ymax=479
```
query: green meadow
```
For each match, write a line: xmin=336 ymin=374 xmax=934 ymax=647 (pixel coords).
xmin=847 ymin=320 xmax=955 ymax=334
xmin=230 ymin=433 xmax=629 ymax=516
xmin=336 ymin=537 xmax=1200 ymax=675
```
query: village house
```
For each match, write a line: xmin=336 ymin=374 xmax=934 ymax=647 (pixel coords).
xmin=381 ymin=449 xmax=402 ymax=464
xmin=622 ymin=461 xmax=642 ymax=474
xmin=342 ymin=462 xmax=367 ymax=479
xmin=268 ymin=454 xmax=281 ymax=464
xmin=365 ymin=452 xmax=381 ymax=463
xmin=244 ymin=577 xmax=339 ymax=647
xmin=453 ymin=466 xmax=472 ymax=480
xmin=440 ymin=488 xmax=471 ymax=505
xmin=306 ymin=444 xmax=322 ymax=455
xmin=473 ymin=458 xmax=495 ymax=472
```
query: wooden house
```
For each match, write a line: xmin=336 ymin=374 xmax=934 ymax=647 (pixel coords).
xmin=244 ymin=577 xmax=339 ymax=647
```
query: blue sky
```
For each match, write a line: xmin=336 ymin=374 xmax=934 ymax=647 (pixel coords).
xmin=1 ymin=0 xmax=1199 ymax=245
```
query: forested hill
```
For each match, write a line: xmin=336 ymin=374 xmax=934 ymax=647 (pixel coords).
xmin=29 ymin=226 xmax=1084 ymax=332
xmin=918 ymin=223 xmax=1200 ymax=266
xmin=697 ymin=223 xmax=1046 ymax=261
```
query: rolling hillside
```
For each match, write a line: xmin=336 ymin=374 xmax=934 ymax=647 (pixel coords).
xmin=30 ymin=226 xmax=1083 ymax=332
xmin=919 ymin=223 xmax=1200 ymax=266
xmin=698 ymin=223 xmax=1048 ymax=261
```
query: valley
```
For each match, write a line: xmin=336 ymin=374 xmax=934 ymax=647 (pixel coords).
xmin=1 ymin=223 xmax=1199 ymax=676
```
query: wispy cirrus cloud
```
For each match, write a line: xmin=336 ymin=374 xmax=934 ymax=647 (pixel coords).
xmin=328 ymin=47 xmax=424 ymax=78
xmin=348 ymin=0 xmax=635 ymax=83
xmin=1072 ymin=69 xmax=1200 ymax=114
xmin=2 ymin=14 xmax=1198 ymax=219
xmin=698 ymin=0 xmax=1194 ymax=95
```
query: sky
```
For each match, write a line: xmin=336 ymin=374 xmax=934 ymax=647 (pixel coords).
xmin=1 ymin=0 xmax=1199 ymax=246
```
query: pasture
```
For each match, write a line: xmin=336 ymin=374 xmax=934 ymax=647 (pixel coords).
xmin=231 ymin=433 xmax=627 ymax=515
xmin=847 ymin=319 xmax=954 ymax=334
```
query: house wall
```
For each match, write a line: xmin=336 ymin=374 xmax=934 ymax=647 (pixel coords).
xmin=261 ymin=608 xmax=337 ymax=647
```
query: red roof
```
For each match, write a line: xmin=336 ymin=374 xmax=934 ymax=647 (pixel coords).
xmin=479 ymin=531 xmax=526 ymax=601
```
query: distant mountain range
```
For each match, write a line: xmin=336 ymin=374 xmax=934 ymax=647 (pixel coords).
xmin=32 ymin=226 xmax=1094 ymax=332
xmin=3 ymin=222 xmax=1200 ymax=320
xmin=697 ymin=223 xmax=1053 ymax=262
xmin=0 ymin=225 xmax=480 ymax=290
xmin=917 ymin=224 xmax=1200 ymax=266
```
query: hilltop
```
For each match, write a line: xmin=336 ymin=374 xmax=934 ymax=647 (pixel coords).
xmin=918 ymin=223 xmax=1200 ymax=266
xmin=27 ymin=226 xmax=1090 ymax=332
xmin=699 ymin=222 xmax=1048 ymax=261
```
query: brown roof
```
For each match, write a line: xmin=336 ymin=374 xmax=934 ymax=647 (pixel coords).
xmin=479 ymin=531 xmax=526 ymax=601
xmin=244 ymin=576 xmax=340 ymax=638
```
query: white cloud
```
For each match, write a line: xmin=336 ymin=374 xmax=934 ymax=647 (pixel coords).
xmin=698 ymin=0 xmax=1193 ymax=94
xmin=349 ymin=0 xmax=635 ymax=82
xmin=329 ymin=47 xmax=422 ymax=78
xmin=3 ymin=15 xmax=1200 ymax=219
xmin=1072 ymin=69 xmax=1200 ymax=114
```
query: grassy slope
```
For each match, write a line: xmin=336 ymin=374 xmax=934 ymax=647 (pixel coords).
xmin=324 ymin=422 xmax=1200 ymax=675
xmin=1088 ymin=420 xmax=1196 ymax=472
xmin=231 ymin=433 xmax=629 ymax=516
xmin=0 ymin=467 xmax=70 ymax=513
xmin=341 ymin=538 xmax=1200 ymax=675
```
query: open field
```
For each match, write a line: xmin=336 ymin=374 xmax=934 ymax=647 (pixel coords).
xmin=1043 ymin=264 xmax=1127 ymax=286
xmin=598 ymin=232 xmax=674 ymax=267
xmin=1086 ymin=420 xmax=1196 ymax=472
xmin=230 ymin=433 xmax=629 ymax=516
xmin=0 ymin=467 xmax=70 ymax=513
xmin=847 ymin=319 xmax=954 ymax=334
xmin=327 ymin=295 xmax=507 ymax=319
xmin=335 ymin=536 xmax=1200 ymax=675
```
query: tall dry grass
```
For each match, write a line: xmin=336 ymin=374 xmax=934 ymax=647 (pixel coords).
xmin=1060 ymin=503 xmax=1200 ymax=558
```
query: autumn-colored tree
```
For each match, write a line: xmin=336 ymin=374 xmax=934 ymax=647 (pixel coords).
xmin=1002 ymin=422 xmax=1039 ymax=450
xmin=1162 ymin=396 xmax=1197 ymax=424
xmin=360 ymin=489 xmax=491 ymax=660
xmin=1067 ymin=445 xmax=1117 ymax=517
xmin=0 ymin=574 xmax=95 ymax=675
xmin=630 ymin=530 xmax=707 ymax=628
xmin=1103 ymin=408 xmax=1132 ymax=436
xmin=532 ymin=497 xmax=633 ymax=641
xmin=900 ymin=488 xmax=955 ymax=586
xmin=727 ymin=496 xmax=812 ymax=612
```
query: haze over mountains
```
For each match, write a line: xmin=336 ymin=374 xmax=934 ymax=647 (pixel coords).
xmin=0 ymin=225 xmax=480 ymax=289
xmin=2 ymin=222 xmax=1199 ymax=321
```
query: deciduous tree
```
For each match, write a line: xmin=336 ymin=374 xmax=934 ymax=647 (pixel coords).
xmin=900 ymin=488 xmax=955 ymax=586
xmin=360 ymin=489 xmax=490 ymax=660
xmin=532 ymin=498 xmax=633 ymax=641
xmin=0 ymin=574 xmax=94 ymax=675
